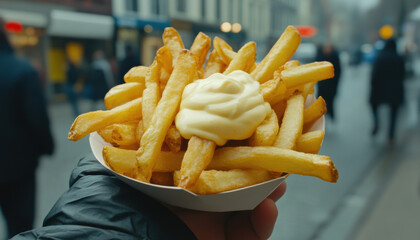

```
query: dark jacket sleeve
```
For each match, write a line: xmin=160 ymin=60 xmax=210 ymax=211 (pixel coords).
xmin=18 ymin=66 xmax=54 ymax=156
xmin=12 ymin=154 xmax=196 ymax=240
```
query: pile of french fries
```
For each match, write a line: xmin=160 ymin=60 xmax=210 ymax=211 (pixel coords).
xmin=68 ymin=26 xmax=338 ymax=195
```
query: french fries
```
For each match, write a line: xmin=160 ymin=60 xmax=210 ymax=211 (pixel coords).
xmin=209 ymin=147 xmax=338 ymax=182
xmin=68 ymin=98 xmax=142 ymax=141
xmin=190 ymin=32 xmax=211 ymax=68
xmin=303 ymin=96 xmax=327 ymax=132
xmin=156 ymin=46 xmax=173 ymax=73
xmin=223 ymin=41 xmax=256 ymax=74
xmin=162 ymin=27 xmax=184 ymax=65
xmin=141 ymin=60 xmax=161 ymax=130
xmin=174 ymin=169 xmax=274 ymax=195
xmin=98 ymin=121 xmax=138 ymax=147
xmin=105 ymin=82 xmax=144 ymax=110
xmin=136 ymin=50 xmax=196 ymax=182
xmin=178 ymin=136 xmax=216 ymax=188
xmin=251 ymin=26 xmax=301 ymax=83
xmin=249 ymin=110 xmax=279 ymax=146
xmin=203 ymin=50 xmax=226 ymax=78
xmin=296 ymin=130 xmax=325 ymax=154
xmin=69 ymin=26 xmax=339 ymax=196
xmin=164 ymin=125 xmax=182 ymax=152
xmin=273 ymin=94 xmax=304 ymax=149
xmin=124 ymin=66 xmax=148 ymax=83
xmin=102 ymin=145 xmax=338 ymax=183
xmin=281 ymin=61 xmax=334 ymax=88
xmin=213 ymin=36 xmax=236 ymax=65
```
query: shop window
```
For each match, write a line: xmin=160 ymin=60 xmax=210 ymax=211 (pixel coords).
xmin=201 ymin=0 xmax=205 ymax=20
xmin=152 ymin=0 xmax=160 ymax=15
xmin=216 ymin=0 xmax=220 ymax=20
xmin=177 ymin=0 xmax=186 ymax=13
xmin=125 ymin=0 xmax=138 ymax=12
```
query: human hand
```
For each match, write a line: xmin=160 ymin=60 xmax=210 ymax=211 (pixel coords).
xmin=169 ymin=182 xmax=286 ymax=240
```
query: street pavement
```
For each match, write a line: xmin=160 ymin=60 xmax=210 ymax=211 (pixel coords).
xmin=1 ymin=61 xmax=419 ymax=240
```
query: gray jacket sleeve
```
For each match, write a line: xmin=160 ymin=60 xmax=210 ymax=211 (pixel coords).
xmin=11 ymin=154 xmax=196 ymax=240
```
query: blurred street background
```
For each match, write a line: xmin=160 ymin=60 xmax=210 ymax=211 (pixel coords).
xmin=1 ymin=0 xmax=420 ymax=239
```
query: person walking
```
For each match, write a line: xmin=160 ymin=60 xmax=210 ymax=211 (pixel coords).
xmin=0 ymin=19 xmax=54 ymax=238
xmin=369 ymin=38 xmax=405 ymax=142
xmin=65 ymin=58 xmax=80 ymax=117
xmin=316 ymin=43 xmax=342 ymax=122
xmin=86 ymin=50 xmax=114 ymax=110
xmin=119 ymin=45 xmax=140 ymax=84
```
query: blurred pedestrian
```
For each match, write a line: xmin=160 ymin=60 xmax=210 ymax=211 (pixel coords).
xmin=369 ymin=38 xmax=405 ymax=142
xmin=119 ymin=45 xmax=140 ymax=84
xmin=86 ymin=50 xmax=114 ymax=110
xmin=316 ymin=43 xmax=342 ymax=122
xmin=66 ymin=58 xmax=80 ymax=117
xmin=0 ymin=19 xmax=54 ymax=238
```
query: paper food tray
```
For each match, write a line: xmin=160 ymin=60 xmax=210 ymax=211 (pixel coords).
xmin=89 ymin=94 xmax=324 ymax=212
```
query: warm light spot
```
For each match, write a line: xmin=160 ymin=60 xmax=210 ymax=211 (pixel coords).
xmin=232 ymin=23 xmax=242 ymax=33
xmin=379 ymin=25 xmax=393 ymax=39
xmin=220 ymin=22 xmax=232 ymax=32
xmin=144 ymin=24 xmax=154 ymax=33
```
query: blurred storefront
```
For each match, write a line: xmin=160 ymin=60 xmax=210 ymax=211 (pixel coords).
xmin=47 ymin=9 xmax=114 ymax=99
xmin=114 ymin=16 xmax=170 ymax=66
xmin=0 ymin=9 xmax=48 ymax=86
xmin=0 ymin=0 xmax=114 ymax=100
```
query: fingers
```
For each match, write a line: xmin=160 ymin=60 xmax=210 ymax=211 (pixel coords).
xmin=226 ymin=211 xmax=259 ymax=240
xmin=268 ymin=181 xmax=287 ymax=202
xmin=251 ymin=198 xmax=278 ymax=239
xmin=226 ymin=198 xmax=279 ymax=240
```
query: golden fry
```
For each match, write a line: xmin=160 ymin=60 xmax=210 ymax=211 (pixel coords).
xmin=178 ymin=136 xmax=216 ymax=188
xmin=105 ymin=83 xmax=144 ymax=110
xmin=273 ymin=94 xmax=304 ymax=149
xmin=213 ymin=36 xmax=236 ymax=65
xmin=260 ymin=76 xmax=287 ymax=105
xmin=223 ymin=41 xmax=256 ymax=74
xmin=162 ymin=27 xmax=184 ymax=65
xmin=249 ymin=110 xmax=279 ymax=146
xmin=136 ymin=50 xmax=196 ymax=182
xmin=303 ymin=96 xmax=326 ymax=131
xmin=111 ymin=121 xmax=138 ymax=146
xmin=209 ymin=146 xmax=338 ymax=182
xmin=151 ymin=172 xmax=174 ymax=186
xmin=190 ymin=32 xmax=211 ymax=67
xmin=284 ymin=60 xmax=300 ymax=70
xmin=68 ymin=98 xmax=142 ymax=141
xmin=124 ymin=66 xmax=148 ymax=83
xmin=296 ymin=130 xmax=325 ymax=154
xmin=103 ymin=145 xmax=338 ymax=182
xmin=174 ymin=169 xmax=273 ymax=195
xmin=98 ymin=121 xmax=138 ymax=146
xmin=281 ymin=61 xmax=334 ymax=88
xmin=98 ymin=126 xmax=115 ymax=145
xmin=251 ymin=26 xmax=301 ymax=83
xmin=103 ymin=146 xmax=183 ymax=177
xmin=160 ymin=68 xmax=171 ymax=91
xmin=156 ymin=46 xmax=173 ymax=73
xmin=136 ymin=119 xmax=144 ymax=143
xmin=302 ymin=82 xmax=316 ymax=100
xmin=272 ymin=100 xmax=287 ymax=122
xmin=164 ymin=125 xmax=182 ymax=153
xmin=203 ymin=50 xmax=226 ymax=78
xmin=142 ymin=60 xmax=161 ymax=130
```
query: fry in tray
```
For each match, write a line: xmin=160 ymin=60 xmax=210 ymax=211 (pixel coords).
xmin=136 ymin=50 xmax=196 ymax=182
